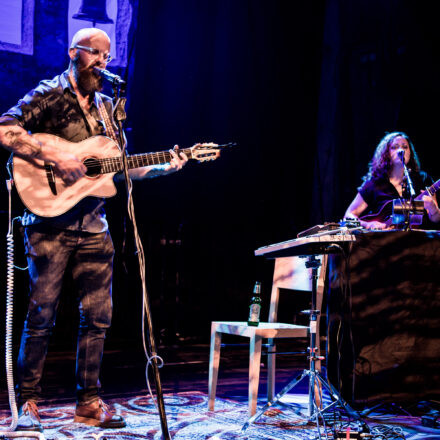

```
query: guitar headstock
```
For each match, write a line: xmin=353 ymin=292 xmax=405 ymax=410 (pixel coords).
xmin=190 ymin=142 xmax=236 ymax=163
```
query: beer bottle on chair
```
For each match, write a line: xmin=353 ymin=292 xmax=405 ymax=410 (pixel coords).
xmin=248 ymin=282 xmax=262 ymax=326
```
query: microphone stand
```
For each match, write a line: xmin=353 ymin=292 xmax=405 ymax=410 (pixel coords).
xmin=112 ymin=82 xmax=171 ymax=439
xmin=402 ymin=161 xmax=416 ymax=199
xmin=400 ymin=153 xmax=416 ymax=231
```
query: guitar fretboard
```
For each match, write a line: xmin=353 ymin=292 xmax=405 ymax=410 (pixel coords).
xmin=427 ymin=179 xmax=440 ymax=196
xmin=97 ymin=148 xmax=194 ymax=174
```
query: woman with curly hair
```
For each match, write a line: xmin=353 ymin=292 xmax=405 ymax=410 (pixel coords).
xmin=345 ymin=131 xmax=440 ymax=229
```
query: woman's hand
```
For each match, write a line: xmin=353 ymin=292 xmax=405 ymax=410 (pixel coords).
xmin=422 ymin=194 xmax=440 ymax=223
xmin=362 ymin=220 xmax=388 ymax=230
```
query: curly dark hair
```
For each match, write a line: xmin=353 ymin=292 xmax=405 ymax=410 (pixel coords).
xmin=362 ymin=132 xmax=421 ymax=182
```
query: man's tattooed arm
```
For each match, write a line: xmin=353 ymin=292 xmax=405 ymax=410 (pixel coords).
xmin=0 ymin=118 xmax=42 ymax=158
xmin=0 ymin=116 xmax=87 ymax=184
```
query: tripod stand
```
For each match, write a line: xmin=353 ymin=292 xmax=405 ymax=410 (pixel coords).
xmin=242 ymin=254 xmax=361 ymax=431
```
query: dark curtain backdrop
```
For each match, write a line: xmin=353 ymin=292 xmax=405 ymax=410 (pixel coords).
xmin=313 ymin=0 xmax=440 ymax=224
xmin=0 ymin=0 xmax=439 ymax=350
xmin=108 ymin=0 xmax=326 ymax=342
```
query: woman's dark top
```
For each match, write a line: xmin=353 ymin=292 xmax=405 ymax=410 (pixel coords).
xmin=358 ymin=170 xmax=438 ymax=228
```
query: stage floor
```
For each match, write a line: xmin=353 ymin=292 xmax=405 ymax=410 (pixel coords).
xmin=0 ymin=340 xmax=439 ymax=439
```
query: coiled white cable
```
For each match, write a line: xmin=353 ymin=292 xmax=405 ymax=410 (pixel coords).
xmin=1 ymin=179 xmax=45 ymax=440
xmin=3 ymin=178 xmax=18 ymax=432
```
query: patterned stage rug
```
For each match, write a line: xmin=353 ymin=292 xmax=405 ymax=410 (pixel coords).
xmin=1 ymin=391 xmax=439 ymax=439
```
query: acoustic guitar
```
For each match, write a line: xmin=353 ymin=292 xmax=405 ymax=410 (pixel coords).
xmin=12 ymin=133 xmax=230 ymax=217
xmin=360 ymin=178 xmax=440 ymax=226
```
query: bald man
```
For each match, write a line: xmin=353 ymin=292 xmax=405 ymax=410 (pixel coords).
xmin=0 ymin=28 xmax=187 ymax=432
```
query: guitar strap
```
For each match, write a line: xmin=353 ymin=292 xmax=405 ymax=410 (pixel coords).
xmin=95 ymin=93 xmax=118 ymax=143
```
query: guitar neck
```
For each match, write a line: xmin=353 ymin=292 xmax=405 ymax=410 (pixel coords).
xmin=100 ymin=148 xmax=194 ymax=173
xmin=426 ymin=179 xmax=440 ymax=197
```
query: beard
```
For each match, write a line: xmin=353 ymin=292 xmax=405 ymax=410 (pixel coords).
xmin=72 ymin=58 xmax=103 ymax=94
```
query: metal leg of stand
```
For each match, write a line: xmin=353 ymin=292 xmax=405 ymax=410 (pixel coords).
xmin=242 ymin=254 xmax=361 ymax=432
xmin=242 ymin=369 xmax=309 ymax=431
xmin=313 ymin=372 xmax=361 ymax=421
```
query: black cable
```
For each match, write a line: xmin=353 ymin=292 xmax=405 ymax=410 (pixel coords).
xmin=325 ymin=240 xmax=358 ymax=408
xmin=370 ymin=424 xmax=406 ymax=439
xmin=344 ymin=242 xmax=356 ymax=402
xmin=326 ymin=243 xmax=348 ymax=395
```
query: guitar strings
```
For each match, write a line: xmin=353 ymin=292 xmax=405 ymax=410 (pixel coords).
xmin=81 ymin=148 xmax=195 ymax=172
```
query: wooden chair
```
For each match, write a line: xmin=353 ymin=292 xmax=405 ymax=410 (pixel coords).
xmin=208 ymin=255 xmax=328 ymax=416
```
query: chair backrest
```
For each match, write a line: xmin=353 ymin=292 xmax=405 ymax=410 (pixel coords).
xmin=268 ymin=255 xmax=327 ymax=323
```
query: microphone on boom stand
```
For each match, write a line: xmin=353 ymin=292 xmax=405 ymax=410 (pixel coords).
xmin=93 ymin=67 xmax=126 ymax=86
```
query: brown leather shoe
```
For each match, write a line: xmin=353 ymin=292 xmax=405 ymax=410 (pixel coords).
xmin=16 ymin=400 xmax=43 ymax=432
xmin=74 ymin=399 xmax=126 ymax=429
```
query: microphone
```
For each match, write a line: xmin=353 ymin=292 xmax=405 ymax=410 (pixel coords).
xmin=94 ymin=67 xmax=126 ymax=86
xmin=397 ymin=150 xmax=405 ymax=162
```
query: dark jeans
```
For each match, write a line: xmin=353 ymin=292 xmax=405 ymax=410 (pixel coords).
xmin=17 ymin=225 xmax=114 ymax=405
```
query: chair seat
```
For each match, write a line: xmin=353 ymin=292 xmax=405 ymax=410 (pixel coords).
xmin=213 ymin=321 xmax=308 ymax=338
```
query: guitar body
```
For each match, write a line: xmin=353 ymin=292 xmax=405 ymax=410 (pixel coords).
xmin=12 ymin=133 xmax=228 ymax=217
xmin=357 ymin=176 xmax=440 ymax=229
xmin=360 ymin=197 xmax=427 ymax=229
xmin=13 ymin=134 xmax=120 ymax=217
xmin=359 ymin=200 xmax=393 ymax=225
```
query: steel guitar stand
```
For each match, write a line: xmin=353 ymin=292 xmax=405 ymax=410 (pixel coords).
xmin=242 ymin=254 xmax=361 ymax=432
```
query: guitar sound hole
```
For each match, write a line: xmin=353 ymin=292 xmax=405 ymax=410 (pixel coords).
xmin=84 ymin=157 xmax=102 ymax=177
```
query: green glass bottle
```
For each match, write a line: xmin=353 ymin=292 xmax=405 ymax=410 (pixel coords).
xmin=248 ymin=282 xmax=262 ymax=326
